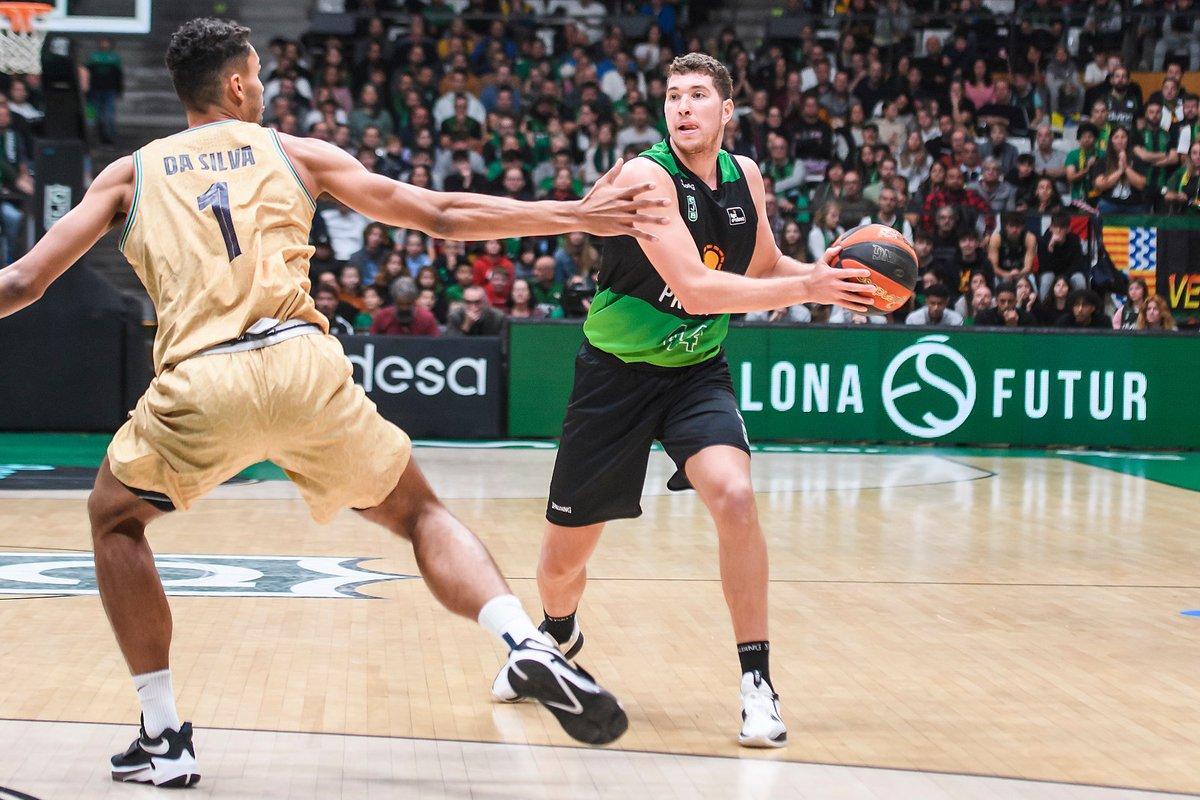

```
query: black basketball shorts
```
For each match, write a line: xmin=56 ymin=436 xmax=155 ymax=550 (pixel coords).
xmin=546 ymin=342 xmax=751 ymax=527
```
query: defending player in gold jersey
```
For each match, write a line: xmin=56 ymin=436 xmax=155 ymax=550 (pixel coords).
xmin=0 ymin=18 xmax=666 ymax=788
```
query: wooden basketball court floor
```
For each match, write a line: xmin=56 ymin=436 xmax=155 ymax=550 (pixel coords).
xmin=0 ymin=439 xmax=1197 ymax=799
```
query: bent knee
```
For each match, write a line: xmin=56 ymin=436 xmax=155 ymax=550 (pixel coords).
xmin=384 ymin=496 xmax=448 ymax=541
xmin=709 ymin=483 xmax=759 ymax=527
xmin=537 ymin=548 xmax=587 ymax=584
xmin=88 ymin=485 xmax=157 ymax=540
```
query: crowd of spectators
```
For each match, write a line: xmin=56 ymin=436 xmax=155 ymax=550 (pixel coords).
xmin=0 ymin=37 xmax=124 ymax=267
xmin=292 ymin=2 xmax=696 ymax=336
xmin=0 ymin=70 xmax=44 ymax=268
xmin=285 ymin=0 xmax=1199 ymax=335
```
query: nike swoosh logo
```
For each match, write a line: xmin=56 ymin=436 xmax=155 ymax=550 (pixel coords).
xmin=141 ymin=738 xmax=171 ymax=756
xmin=545 ymin=658 xmax=592 ymax=715
xmin=514 ymin=650 xmax=590 ymax=716
xmin=543 ymin=690 xmax=584 ymax=716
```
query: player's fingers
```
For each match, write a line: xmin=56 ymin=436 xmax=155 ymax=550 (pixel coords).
xmin=621 ymin=211 xmax=668 ymax=226
xmin=630 ymin=195 xmax=672 ymax=207
xmin=625 ymin=223 xmax=661 ymax=242
xmin=838 ymin=286 xmax=875 ymax=302
xmin=617 ymin=182 xmax=659 ymax=201
xmin=849 ymin=291 xmax=878 ymax=302
xmin=597 ymin=158 xmax=624 ymax=185
xmin=837 ymin=266 xmax=872 ymax=279
xmin=614 ymin=197 xmax=672 ymax=214
xmin=841 ymin=281 xmax=879 ymax=295
xmin=837 ymin=299 xmax=872 ymax=313
xmin=639 ymin=213 xmax=669 ymax=225
xmin=820 ymin=244 xmax=843 ymax=262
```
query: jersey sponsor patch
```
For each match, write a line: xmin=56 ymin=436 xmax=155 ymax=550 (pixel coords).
xmin=687 ymin=194 xmax=698 ymax=222
xmin=727 ymin=206 xmax=747 ymax=225
xmin=702 ymin=244 xmax=725 ymax=270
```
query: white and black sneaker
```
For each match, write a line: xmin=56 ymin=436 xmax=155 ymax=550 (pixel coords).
xmin=493 ymin=638 xmax=627 ymax=745
xmin=491 ymin=618 xmax=584 ymax=703
xmin=110 ymin=718 xmax=200 ymax=787
xmin=738 ymin=671 xmax=787 ymax=748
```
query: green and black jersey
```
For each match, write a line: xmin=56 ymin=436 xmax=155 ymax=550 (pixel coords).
xmin=583 ymin=140 xmax=759 ymax=367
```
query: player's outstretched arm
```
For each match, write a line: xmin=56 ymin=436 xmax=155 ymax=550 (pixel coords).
xmin=0 ymin=156 xmax=133 ymax=319
xmin=622 ymin=157 xmax=874 ymax=315
xmin=737 ymin=155 xmax=874 ymax=312
xmin=279 ymin=133 xmax=667 ymax=241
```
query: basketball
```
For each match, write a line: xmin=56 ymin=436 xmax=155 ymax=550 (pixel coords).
xmin=833 ymin=224 xmax=918 ymax=313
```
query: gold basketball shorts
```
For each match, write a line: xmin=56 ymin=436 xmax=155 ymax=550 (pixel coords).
xmin=108 ymin=332 xmax=411 ymax=523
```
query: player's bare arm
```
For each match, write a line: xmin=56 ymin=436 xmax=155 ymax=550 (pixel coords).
xmin=0 ymin=156 xmax=134 ymax=319
xmin=737 ymin=155 xmax=874 ymax=312
xmin=280 ymin=133 xmax=668 ymax=242
xmin=615 ymin=155 xmax=873 ymax=314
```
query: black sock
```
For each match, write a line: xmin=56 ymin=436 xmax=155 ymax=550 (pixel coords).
xmin=737 ymin=641 xmax=771 ymax=687
xmin=541 ymin=610 xmax=576 ymax=644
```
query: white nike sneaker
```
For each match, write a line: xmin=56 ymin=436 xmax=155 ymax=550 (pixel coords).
xmin=493 ymin=638 xmax=628 ymax=745
xmin=738 ymin=670 xmax=787 ymax=748
xmin=491 ymin=619 xmax=584 ymax=703
xmin=491 ymin=655 xmax=527 ymax=703
xmin=110 ymin=718 xmax=201 ymax=787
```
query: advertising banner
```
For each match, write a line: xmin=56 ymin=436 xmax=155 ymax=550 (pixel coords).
xmin=338 ymin=335 xmax=502 ymax=439
xmin=508 ymin=322 xmax=1195 ymax=449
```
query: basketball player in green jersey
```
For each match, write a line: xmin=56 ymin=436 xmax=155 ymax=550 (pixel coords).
xmin=491 ymin=53 xmax=878 ymax=747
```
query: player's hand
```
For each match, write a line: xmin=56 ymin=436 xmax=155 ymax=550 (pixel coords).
xmin=575 ymin=158 xmax=670 ymax=241
xmin=804 ymin=245 xmax=878 ymax=313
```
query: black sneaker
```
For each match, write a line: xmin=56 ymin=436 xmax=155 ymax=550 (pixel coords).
xmin=496 ymin=638 xmax=628 ymax=745
xmin=541 ymin=617 xmax=585 ymax=660
xmin=110 ymin=718 xmax=201 ymax=787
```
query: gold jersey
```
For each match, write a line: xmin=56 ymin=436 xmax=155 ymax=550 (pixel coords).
xmin=119 ymin=119 xmax=326 ymax=373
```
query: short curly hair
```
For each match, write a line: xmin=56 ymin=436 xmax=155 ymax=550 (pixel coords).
xmin=665 ymin=53 xmax=733 ymax=101
xmin=165 ymin=18 xmax=252 ymax=110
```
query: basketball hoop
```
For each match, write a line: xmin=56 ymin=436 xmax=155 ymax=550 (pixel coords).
xmin=0 ymin=2 xmax=53 ymax=75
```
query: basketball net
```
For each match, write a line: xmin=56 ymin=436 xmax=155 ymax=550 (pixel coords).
xmin=0 ymin=3 xmax=53 ymax=75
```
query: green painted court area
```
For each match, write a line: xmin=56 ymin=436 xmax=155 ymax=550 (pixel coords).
xmin=1 ymin=433 xmax=1198 ymax=494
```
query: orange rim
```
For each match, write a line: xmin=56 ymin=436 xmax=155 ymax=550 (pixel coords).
xmin=0 ymin=2 xmax=53 ymax=34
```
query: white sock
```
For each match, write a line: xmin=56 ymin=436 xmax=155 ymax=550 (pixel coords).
xmin=133 ymin=669 xmax=181 ymax=738
xmin=477 ymin=594 xmax=548 ymax=650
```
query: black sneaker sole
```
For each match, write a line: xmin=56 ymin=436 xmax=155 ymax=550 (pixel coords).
xmin=507 ymin=657 xmax=628 ymax=745
xmin=110 ymin=771 xmax=201 ymax=788
xmin=161 ymin=773 xmax=201 ymax=788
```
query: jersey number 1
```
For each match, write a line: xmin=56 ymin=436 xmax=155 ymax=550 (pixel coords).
xmin=196 ymin=181 xmax=242 ymax=261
